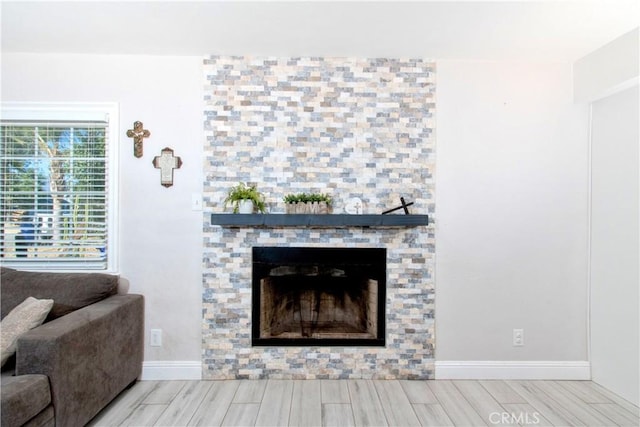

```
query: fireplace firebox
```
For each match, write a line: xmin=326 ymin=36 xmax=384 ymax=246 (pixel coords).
xmin=252 ymin=247 xmax=386 ymax=346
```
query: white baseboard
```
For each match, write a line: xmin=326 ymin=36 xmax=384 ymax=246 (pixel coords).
xmin=140 ymin=360 xmax=589 ymax=381
xmin=141 ymin=361 xmax=202 ymax=380
xmin=435 ymin=360 xmax=591 ymax=380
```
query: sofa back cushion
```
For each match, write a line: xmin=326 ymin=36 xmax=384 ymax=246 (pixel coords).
xmin=0 ymin=268 xmax=118 ymax=321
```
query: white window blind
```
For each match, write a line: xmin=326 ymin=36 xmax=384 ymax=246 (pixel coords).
xmin=0 ymin=104 xmax=118 ymax=271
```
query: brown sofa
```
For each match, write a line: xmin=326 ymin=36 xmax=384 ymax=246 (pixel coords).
xmin=0 ymin=268 xmax=144 ymax=427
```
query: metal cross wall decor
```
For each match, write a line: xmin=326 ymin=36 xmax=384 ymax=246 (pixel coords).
xmin=152 ymin=147 xmax=183 ymax=187
xmin=382 ymin=197 xmax=414 ymax=214
xmin=126 ymin=121 xmax=151 ymax=158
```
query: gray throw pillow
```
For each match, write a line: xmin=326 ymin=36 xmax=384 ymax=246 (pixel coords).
xmin=1 ymin=297 xmax=54 ymax=367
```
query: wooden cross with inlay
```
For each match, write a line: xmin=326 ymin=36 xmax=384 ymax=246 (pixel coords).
xmin=152 ymin=147 xmax=182 ymax=187
xmin=126 ymin=121 xmax=151 ymax=158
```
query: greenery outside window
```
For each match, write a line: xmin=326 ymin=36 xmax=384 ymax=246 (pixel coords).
xmin=0 ymin=103 xmax=119 ymax=271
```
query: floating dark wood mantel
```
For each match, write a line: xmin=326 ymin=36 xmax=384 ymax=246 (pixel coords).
xmin=210 ymin=214 xmax=429 ymax=227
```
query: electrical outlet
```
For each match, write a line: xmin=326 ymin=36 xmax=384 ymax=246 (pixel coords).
xmin=513 ymin=329 xmax=524 ymax=346
xmin=150 ymin=329 xmax=162 ymax=347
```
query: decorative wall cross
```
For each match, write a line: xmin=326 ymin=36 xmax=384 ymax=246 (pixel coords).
xmin=152 ymin=147 xmax=183 ymax=187
xmin=382 ymin=196 xmax=414 ymax=214
xmin=126 ymin=121 xmax=151 ymax=158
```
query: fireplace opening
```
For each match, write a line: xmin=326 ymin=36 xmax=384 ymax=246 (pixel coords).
xmin=252 ymin=247 xmax=386 ymax=346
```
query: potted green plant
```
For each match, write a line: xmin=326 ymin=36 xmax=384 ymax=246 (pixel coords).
xmin=283 ymin=193 xmax=332 ymax=214
xmin=224 ymin=183 xmax=266 ymax=213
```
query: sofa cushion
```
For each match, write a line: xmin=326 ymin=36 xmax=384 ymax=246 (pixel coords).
xmin=0 ymin=268 xmax=118 ymax=321
xmin=23 ymin=405 xmax=54 ymax=427
xmin=0 ymin=373 xmax=52 ymax=427
xmin=1 ymin=297 xmax=54 ymax=367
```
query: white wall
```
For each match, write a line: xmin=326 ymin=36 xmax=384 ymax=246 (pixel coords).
xmin=573 ymin=28 xmax=640 ymax=405
xmin=2 ymin=53 xmax=593 ymax=381
xmin=436 ymin=60 xmax=590 ymax=376
xmin=590 ymin=85 xmax=639 ymax=405
xmin=573 ymin=28 xmax=639 ymax=103
xmin=1 ymin=53 xmax=204 ymax=372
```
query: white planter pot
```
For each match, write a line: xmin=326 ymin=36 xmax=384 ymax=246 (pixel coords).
xmin=238 ymin=200 xmax=254 ymax=214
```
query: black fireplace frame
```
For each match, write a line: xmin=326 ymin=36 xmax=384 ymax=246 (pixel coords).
xmin=252 ymin=246 xmax=386 ymax=347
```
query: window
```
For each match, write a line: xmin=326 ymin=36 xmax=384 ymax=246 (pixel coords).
xmin=0 ymin=103 xmax=118 ymax=271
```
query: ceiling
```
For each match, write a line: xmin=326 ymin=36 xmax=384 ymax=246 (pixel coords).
xmin=1 ymin=1 xmax=638 ymax=61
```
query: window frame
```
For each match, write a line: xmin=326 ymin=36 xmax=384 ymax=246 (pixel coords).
xmin=1 ymin=102 xmax=119 ymax=272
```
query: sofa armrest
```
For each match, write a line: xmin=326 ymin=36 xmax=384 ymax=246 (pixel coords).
xmin=15 ymin=294 xmax=144 ymax=427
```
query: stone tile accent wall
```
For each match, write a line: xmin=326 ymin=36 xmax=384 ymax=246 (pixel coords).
xmin=203 ymin=56 xmax=436 ymax=379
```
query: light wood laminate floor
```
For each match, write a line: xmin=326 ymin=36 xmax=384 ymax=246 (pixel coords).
xmin=89 ymin=380 xmax=639 ymax=427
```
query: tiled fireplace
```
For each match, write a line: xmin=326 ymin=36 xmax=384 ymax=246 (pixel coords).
xmin=202 ymin=56 xmax=435 ymax=379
